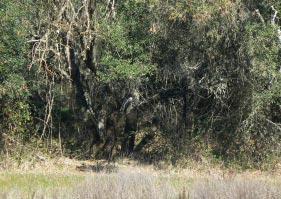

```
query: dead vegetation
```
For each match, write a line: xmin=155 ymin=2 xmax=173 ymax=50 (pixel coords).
xmin=0 ymin=158 xmax=281 ymax=199
xmin=188 ymin=178 xmax=281 ymax=199
xmin=2 ymin=173 xmax=280 ymax=199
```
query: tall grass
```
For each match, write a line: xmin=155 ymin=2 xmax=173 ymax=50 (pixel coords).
xmin=189 ymin=178 xmax=281 ymax=199
xmin=72 ymin=171 xmax=177 ymax=199
xmin=0 ymin=169 xmax=280 ymax=199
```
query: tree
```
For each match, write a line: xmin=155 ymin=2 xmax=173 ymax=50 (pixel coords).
xmin=0 ymin=0 xmax=32 ymax=155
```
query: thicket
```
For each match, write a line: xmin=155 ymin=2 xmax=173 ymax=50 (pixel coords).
xmin=0 ymin=0 xmax=280 ymax=168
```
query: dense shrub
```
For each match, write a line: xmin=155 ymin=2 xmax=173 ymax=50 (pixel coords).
xmin=0 ymin=0 xmax=280 ymax=167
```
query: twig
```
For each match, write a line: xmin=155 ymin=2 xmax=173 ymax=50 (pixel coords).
xmin=255 ymin=9 xmax=265 ymax=24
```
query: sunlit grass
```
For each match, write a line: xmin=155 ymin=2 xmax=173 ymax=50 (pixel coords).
xmin=158 ymin=175 xmax=194 ymax=190
xmin=0 ymin=160 xmax=281 ymax=199
xmin=0 ymin=172 xmax=84 ymax=196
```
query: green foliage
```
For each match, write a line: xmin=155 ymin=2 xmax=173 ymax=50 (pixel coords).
xmin=150 ymin=0 xmax=281 ymax=167
xmin=232 ymin=22 xmax=281 ymax=167
xmin=246 ymin=24 xmax=280 ymax=81
xmin=0 ymin=0 xmax=281 ymax=168
xmin=99 ymin=55 xmax=155 ymax=81
xmin=98 ymin=1 xmax=155 ymax=81
xmin=0 ymin=1 xmax=32 ymax=152
xmin=0 ymin=75 xmax=31 ymax=133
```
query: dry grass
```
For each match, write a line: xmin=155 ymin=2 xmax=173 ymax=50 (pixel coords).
xmin=70 ymin=171 xmax=281 ymax=199
xmin=188 ymin=178 xmax=281 ymax=199
xmin=0 ymin=158 xmax=281 ymax=199
xmin=72 ymin=171 xmax=177 ymax=199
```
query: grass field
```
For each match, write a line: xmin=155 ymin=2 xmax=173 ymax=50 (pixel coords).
xmin=0 ymin=172 xmax=83 ymax=198
xmin=0 ymin=158 xmax=281 ymax=199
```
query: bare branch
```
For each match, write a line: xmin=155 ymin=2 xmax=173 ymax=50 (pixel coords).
xmin=254 ymin=9 xmax=265 ymax=24
xmin=271 ymin=6 xmax=278 ymax=25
